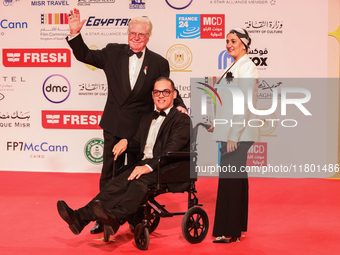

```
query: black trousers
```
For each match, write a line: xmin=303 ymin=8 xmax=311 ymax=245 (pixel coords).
xmin=212 ymin=141 xmax=254 ymax=238
xmin=77 ymin=160 xmax=157 ymax=224
xmin=99 ymin=130 xmax=138 ymax=191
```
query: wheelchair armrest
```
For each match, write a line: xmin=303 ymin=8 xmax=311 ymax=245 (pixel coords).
xmin=156 ymin=151 xmax=197 ymax=190
xmin=160 ymin=151 xmax=197 ymax=160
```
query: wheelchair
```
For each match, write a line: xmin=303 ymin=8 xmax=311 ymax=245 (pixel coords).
xmin=128 ymin=123 xmax=211 ymax=250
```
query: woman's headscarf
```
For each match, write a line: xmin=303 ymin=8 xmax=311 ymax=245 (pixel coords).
xmin=229 ymin=28 xmax=251 ymax=52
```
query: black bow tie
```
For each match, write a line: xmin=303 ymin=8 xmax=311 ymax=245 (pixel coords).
xmin=127 ymin=49 xmax=143 ymax=59
xmin=153 ymin=110 xmax=166 ymax=119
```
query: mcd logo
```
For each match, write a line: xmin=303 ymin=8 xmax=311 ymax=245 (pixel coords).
xmin=2 ymin=49 xmax=71 ymax=67
xmin=42 ymin=110 xmax=103 ymax=129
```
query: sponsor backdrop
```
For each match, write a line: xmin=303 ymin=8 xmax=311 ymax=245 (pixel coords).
xmin=0 ymin=0 xmax=332 ymax=177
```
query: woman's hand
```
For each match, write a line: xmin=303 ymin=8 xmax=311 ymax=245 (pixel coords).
xmin=227 ymin=140 xmax=238 ymax=153
xmin=206 ymin=123 xmax=214 ymax=132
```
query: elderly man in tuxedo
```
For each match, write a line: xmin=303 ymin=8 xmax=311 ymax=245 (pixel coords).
xmin=57 ymin=77 xmax=191 ymax=240
xmin=66 ymin=8 xmax=186 ymax=233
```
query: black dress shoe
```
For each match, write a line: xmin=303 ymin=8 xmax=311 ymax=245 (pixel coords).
xmin=90 ymin=219 xmax=103 ymax=234
xmin=57 ymin=200 xmax=85 ymax=235
xmin=92 ymin=200 xmax=120 ymax=237
xmin=213 ymin=237 xmax=239 ymax=243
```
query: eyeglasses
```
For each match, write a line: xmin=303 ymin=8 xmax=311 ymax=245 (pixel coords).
xmin=129 ymin=32 xmax=148 ymax=39
xmin=152 ymin=89 xmax=174 ymax=97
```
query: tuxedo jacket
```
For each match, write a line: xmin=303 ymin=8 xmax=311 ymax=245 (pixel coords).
xmin=127 ymin=107 xmax=191 ymax=173
xmin=67 ymin=34 xmax=185 ymax=139
xmin=212 ymin=54 xmax=260 ymax=143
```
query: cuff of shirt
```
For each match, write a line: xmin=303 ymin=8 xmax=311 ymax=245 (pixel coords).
xmin=67 ymin=33 xmax=80 ymax=41
xmin=145 ymin=164 xmax=153 ymax=172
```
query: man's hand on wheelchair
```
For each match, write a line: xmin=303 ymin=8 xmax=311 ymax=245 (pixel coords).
xmin=112 ymin=139 xmax=128 ymax=160
xmin=128 ymin=165 xmax=152 ymax=181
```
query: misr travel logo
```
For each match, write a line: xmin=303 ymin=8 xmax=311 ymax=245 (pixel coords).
xmin=176 ymin=14 xmax=224 ymax=39
xmin=31 ymin=1 xmax=70 ymax=6
xmin=166 ymin=44 xmax=193 ymax=72
xmin=84 ymin=138 xmax=104 ymax=164
xmin=165 ymin=0 xmax=193 ymax=9
xmin=42 ymin=110 xmax=102 ymax=129
xmin=3 ymin=49 xmax=71 ymax=67
xmin=42 ymin=74 xmax=71 ymax=103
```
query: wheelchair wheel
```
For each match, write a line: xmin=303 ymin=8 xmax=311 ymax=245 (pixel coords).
xmin=132 ymin=207 xmax=160 ymax=234
xmin=134 ymin=223 xmax=150 ymax=250
xmin=182 ymin=207 xmax=209 ymax=244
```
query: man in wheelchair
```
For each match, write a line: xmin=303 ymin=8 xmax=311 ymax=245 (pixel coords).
xmin=57 ymin=77 xmax=191 ymax=241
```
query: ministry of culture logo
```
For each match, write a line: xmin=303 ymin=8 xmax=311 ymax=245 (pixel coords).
xmin=166 ymin=44 xmax=192 ymax=72
xmin=84 ymin=138 xmax=104 ymax=164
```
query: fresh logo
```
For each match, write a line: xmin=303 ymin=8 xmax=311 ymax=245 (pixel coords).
xmin=42 ymin=110 xmax=102 ymax=129
xmin=3 ymin=49 xmax=71 ymax=67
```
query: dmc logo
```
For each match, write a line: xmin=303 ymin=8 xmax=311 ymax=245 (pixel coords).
xmin=43 ymin=74 xmax=71 ymax=103
xmin=42 ymin=110 xmax=102 ymax=129
xmin=3 ymin=49 xmax=71 ymax=67
xmin=165 ymin=0 xmax=192 ymax=10
xmin=218 ymin=50 xmax=234 ymax=70
xmin=196 ymin=82 xmax=312 ymax=128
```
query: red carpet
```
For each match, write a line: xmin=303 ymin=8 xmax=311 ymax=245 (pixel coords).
xmin=0 ymin=171 xmax=339 ymax=255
